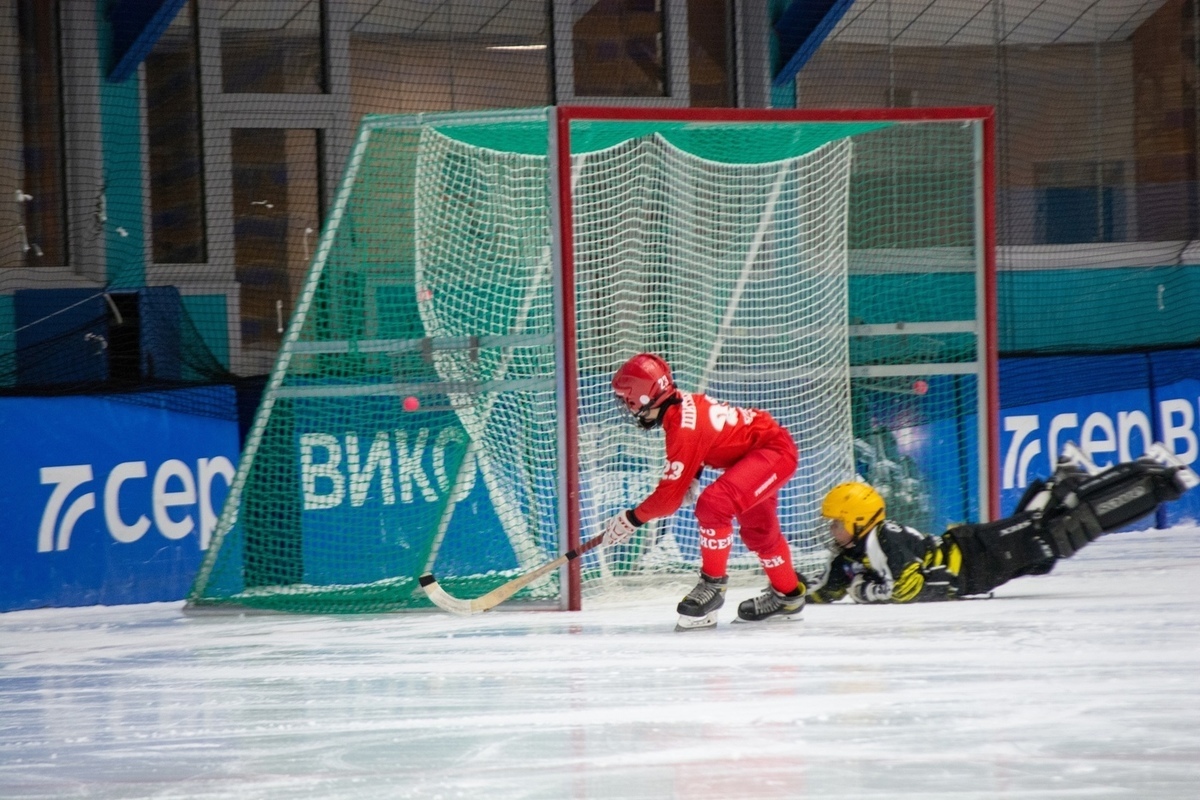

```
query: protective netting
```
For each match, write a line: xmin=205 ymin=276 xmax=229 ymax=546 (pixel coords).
xmin=572 ymin=131 xmax=855 ymax=594
xmin=4 ymin=1 xmax=1197 ymax=385
xmin=412 ymin=129 xmax=560 ymax=599
xmin=187 ymin=110 xmax=987 ymax=613
xmin=795 ymin=0 xmax=1200 ymax=356
xmin=7 ymin=1 xmax=1196 ymax=398
xmin=13 ymin=0 xmax=1199 ymax=615
xmin=845 ymin=123 xmax=984 ymax=535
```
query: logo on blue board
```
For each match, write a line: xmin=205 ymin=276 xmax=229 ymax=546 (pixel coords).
xmin=37 ymin=457 xmax=235 ymax=552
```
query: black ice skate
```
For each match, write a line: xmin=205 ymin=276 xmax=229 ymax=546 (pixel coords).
xmin=675 ymin=573 xmax=728 ymax=631
xmin=1058 ymin=441 xmax=1100 ymax=477
xmin=735 ymin=586 xmax=805 ymax=623
xmin=1141 ymin=442 xmax=1200 ymax=490
xmin=1020 ymin=442 xmax=1102 ymax=514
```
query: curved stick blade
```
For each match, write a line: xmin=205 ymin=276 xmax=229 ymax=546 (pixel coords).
xmin=419 ymin=573 xmax=477 ymax=616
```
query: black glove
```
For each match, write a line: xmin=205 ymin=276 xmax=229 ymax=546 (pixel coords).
xmin=805 ymin=552 xmax=853 ymax=603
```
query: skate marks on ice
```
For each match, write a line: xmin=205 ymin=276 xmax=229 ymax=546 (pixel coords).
xmin=1 ymin=528 xmax=1199 ymax=798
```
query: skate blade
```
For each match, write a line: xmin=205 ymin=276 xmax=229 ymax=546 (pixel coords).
xmin=732 ymin=610 xmax=805 ymax=624
xmin=674 ymin=612 xmax=718 ymax=632
xmin=1144 ymin=443 xmax=1200 ymax=490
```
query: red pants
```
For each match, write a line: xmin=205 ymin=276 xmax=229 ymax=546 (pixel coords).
xmin=693 ymin=431 xmax=800 ymax=593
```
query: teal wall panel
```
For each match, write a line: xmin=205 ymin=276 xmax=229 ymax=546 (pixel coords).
xmin=849 ymin=272 xmax=976 ymax=324
xmin=181 ymin=294 xmax=230 ymax=369
xmin=97 ymin=2 xmax=145 ymax=289
xmin=998 ymin=266 xmax=1200 ymax=353
xmin=0 ymin=294 xmax=13 ymax=387
xmin=849 ymin=265 xmax=1200 ymax=354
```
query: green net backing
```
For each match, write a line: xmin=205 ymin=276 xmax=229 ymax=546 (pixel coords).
xmin=188 ymin=109 xmax=987 ymax=613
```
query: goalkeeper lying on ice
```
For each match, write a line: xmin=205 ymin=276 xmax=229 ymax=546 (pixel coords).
xmin=806 ymin=444 xmax=1197 ymax=604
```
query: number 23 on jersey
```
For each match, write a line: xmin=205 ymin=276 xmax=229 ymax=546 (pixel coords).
xmin=708 ymin=401 xmax=752 ymax=431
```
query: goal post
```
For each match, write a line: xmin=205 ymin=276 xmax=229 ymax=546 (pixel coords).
xmin=186 ymin=105 xmax=996 ymax=615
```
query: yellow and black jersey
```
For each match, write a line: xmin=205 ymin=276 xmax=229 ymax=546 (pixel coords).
xmin=807 ymin=520 xmax=959 ymax=604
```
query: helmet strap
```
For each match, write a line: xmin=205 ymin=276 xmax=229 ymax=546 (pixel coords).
xmin=634 ymin=392 xmax=679 ymax=429
xmin=854 ymin=508 xmax=884 ymax=538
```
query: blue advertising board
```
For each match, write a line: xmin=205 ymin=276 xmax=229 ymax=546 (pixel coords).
xmin=998 ymin=354 xmax=1200 ymax=524
xmin=0 ymin=389 xmax=239 ymax=611
xmin=1147 ymin=349 xmax=1200 ymax=526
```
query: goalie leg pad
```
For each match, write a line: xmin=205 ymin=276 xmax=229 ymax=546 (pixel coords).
xmin=1143 ymin=443 xmax=1200 ymax=490
xmin=944 ymin=512 xmax=1055 ymax=596
xmin=1065 ymin=461 xmax=1182 ymax=534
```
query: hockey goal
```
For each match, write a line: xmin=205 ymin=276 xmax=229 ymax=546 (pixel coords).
xmin=186 ymin=106 xmax=997 ymax=614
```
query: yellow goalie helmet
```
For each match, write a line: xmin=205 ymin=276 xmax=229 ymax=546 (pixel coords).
xmin=821 ymin=482 xmax=886 ymax=538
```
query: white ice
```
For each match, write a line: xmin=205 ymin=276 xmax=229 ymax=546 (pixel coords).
xmin=3 ymin=528 xmax=1200 ymax=800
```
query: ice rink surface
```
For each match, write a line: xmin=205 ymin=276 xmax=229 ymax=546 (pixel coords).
xmin=3 ymin=528 xmax=1200 ymax=799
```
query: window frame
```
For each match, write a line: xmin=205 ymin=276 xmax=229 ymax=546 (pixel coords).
xmin=554 ymin=0 xmax=692 ymax=106
xmin=3 ymin=0 xmax=105 ymax=285
xmin=152 ymin=0 xmax=353 ymax=373
xmin=142 ymin=0 xmax=210 ymax=266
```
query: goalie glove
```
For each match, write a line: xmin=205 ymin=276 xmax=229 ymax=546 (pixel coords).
xmin=603 ymin=510 xmax=642 ymax=547
xmin=805 ymin=552 xmax=853 ymax=603
xmin=848 ymin=573 xmax=892 ymax=604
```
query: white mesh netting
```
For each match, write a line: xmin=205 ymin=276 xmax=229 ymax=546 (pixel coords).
xmin=413 ymin=129 xmax=561 ymax=594
xmin=572 ymin=135 xmax=855 ymax=597
xmin=412 ymin=129 xmax=856 ymax=601
xmin=189 ymin=111 xmax=993 ymax=617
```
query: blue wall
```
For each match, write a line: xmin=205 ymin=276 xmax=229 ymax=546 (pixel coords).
xmin=0 ymin=388 xmax=239 ymax=611
xmin=998 ymin=351 xmax=1200 ymax=526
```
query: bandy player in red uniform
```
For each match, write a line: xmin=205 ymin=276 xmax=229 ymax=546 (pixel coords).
xmin=603 ymin=353 xmax=806 ymax=630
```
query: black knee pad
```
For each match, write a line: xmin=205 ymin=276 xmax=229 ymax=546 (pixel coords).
xmin=1044 ymin=513 xmax=1092 ymax=558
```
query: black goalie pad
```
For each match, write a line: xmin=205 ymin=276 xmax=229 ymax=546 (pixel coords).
xmin=1013 ymin=478 xmax=1050 ymax=514
xmin=943 ymin=513 xmax=1056 ymax=597
xmin=1040 ymin=461 xmax=1185 ymax=557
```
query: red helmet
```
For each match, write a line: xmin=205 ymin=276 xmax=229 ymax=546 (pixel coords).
xmin=612 ymin=353 xmax=676 ymax=426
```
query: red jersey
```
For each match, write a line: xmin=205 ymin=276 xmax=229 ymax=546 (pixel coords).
xmin=634 ymin=392 xmax=790 ymax=522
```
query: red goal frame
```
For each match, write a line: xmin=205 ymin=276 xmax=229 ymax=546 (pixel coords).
xmin=549 ymin=105 xmax=998 ymax=610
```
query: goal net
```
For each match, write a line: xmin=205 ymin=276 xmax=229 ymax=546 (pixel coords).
xmin=187 ymin=107 xmax=994 ymax=613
